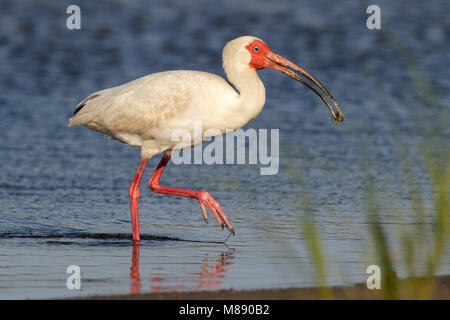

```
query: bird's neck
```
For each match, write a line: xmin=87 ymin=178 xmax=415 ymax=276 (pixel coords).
xmin=225 ymin=65 xmax=266 ymax=126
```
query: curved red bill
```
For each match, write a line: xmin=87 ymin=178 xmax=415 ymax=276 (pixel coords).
xmin=265 ymin=51 xmax=344 ymax=125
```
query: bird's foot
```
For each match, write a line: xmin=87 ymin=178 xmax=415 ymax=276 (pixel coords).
xmin=196 ymin=192 xmax=235 ymax=235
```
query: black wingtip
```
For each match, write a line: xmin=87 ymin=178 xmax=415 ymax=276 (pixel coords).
xmin=73 ymin=104 xmax=85 ymax=115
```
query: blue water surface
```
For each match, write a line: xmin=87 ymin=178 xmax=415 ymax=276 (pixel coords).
xmin=0 ymin=0 xmax=449 ymax=299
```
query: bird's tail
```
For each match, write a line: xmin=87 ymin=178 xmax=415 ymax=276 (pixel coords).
xmin=68 ymin=93 xmax=101 ymax=127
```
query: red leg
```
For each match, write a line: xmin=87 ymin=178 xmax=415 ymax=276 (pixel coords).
xmin=128 ymin=160 xmax=148 ymax=242
xmin=148 ymin=153 xmax=235 ymax=235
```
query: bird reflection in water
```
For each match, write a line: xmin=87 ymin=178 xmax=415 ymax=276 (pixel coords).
xmin=130 ymin=243 xmax=141 ymax=294
xmin=129 ymin=243 xmax=234 ymax=294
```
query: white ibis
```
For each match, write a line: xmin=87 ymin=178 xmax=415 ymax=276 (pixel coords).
xmin=68 ymin=36 xmax=344 ymax=242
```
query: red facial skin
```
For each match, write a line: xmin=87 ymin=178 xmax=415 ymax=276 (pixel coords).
xmin=245 ymin=39 xmax=344 ymax=124
xmin=246 ymin=40 xmax=271 ymax=70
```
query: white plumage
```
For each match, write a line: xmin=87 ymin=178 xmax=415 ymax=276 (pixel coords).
xmin=69 ymin=36 xmax=265 ymax=160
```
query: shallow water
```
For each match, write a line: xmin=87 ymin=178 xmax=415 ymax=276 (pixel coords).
xmin=0 ymin=0 xmax=449 ymax=299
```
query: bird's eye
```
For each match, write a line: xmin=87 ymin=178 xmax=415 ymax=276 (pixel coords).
xmin=253 ymin=46 xmax=260 ymax=53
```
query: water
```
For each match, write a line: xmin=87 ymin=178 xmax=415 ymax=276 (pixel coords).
xmin=0 ymin=0 xmax=449 ymax=299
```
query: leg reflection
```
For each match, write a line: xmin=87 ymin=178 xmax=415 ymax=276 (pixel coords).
xmin=129 ymin=244 xmax=235 ymax=294
xmin=198 ymin=249 xmax=235 ymax=289
xmin=130 ymin=243 xmax=141 ymax=294
xmin=149 ymin=248 xmax=235 ymax=292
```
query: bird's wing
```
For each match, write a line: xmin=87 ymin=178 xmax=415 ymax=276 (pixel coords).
xmin=68 ymin=71 xmax=234 ymax=134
